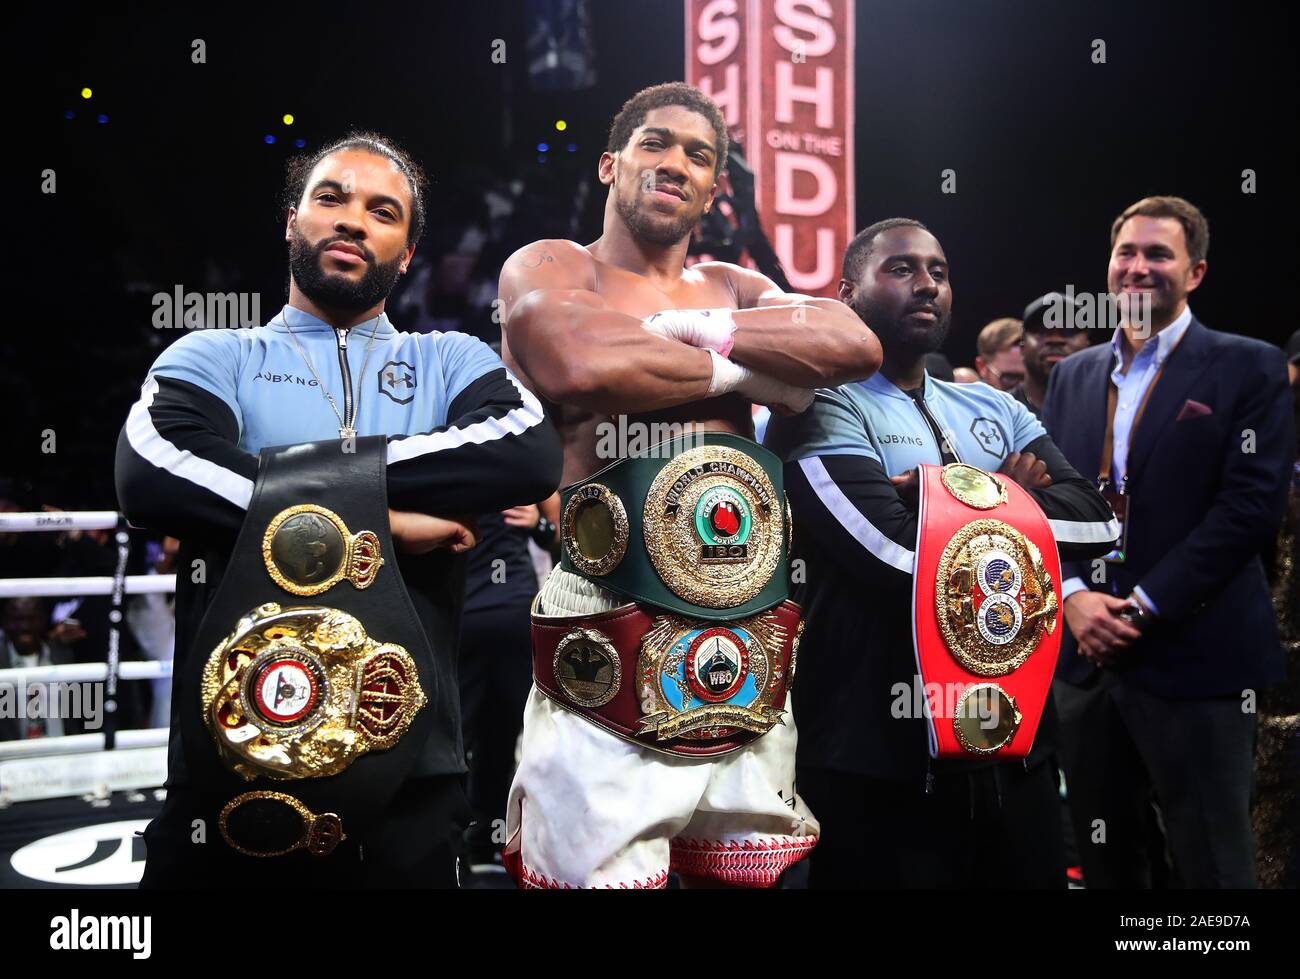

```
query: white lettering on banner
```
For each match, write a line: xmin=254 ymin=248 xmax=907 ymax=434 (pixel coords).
xmin=773 ymin=0 xmax=835 ymax=57
xmin=775 ymin=62 xmax=833 ymax=127
xmin=699 ymin=64 xmax=743 ymax=128
xmin=697 ymin=0 xmax=741 ymax=63
xmin=775 ymin=225 xmax=836 ymax=290
xmin=688 ymin=0 xmax=852 ymax=297
xmin=774 ymin=152 xmax=836 ymax=215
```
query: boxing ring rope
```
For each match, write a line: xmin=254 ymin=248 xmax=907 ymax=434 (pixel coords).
xmin=0 ymin=575 xmax=177 ymax=599
xmin=0 ymin=512 xmax=122 ymax=533
xmin=0 ymin=660 xmax=172 ymax=685
xmin=1 ymin=512 xmax=172 ymax=804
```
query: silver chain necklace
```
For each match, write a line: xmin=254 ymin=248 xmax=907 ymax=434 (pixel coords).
xmin=279 ymin=312 xmax=382 ymax=439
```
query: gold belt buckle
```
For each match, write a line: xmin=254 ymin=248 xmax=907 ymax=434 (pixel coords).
xmin=200 ymin=603 xmax=426 ymax=780
xmin=642 ymin=444 xmax=784 ymax=609
xmin=263 ymin=504 xmax=383 ymax=595
xmin=219 ymin=791 xmax=347 ymax=858
xmin=636 ymin=608 xmax=790 ymax=742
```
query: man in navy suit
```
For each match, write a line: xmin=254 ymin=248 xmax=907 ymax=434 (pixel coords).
xmin=1043 ymin=196 xmax=1293 ymax=888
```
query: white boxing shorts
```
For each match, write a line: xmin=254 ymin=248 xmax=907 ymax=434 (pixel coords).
xmin=504 ymin=567 xmax=819 ymax=888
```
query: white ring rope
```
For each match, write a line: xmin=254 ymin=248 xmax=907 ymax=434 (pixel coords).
xmin=0 ymin=511 xmax=122 ymax=532
xmin=0 ymin=727 xmax=169 ymax=760
xmin=0 ymin=509 xmax=176 ymax=777
xmin=0 ymin=661 xmax=172 ymax=684
xmin=0 ymin=575 xmax=177 ymax=598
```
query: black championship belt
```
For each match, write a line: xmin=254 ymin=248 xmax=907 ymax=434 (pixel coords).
xmin=175 ymin=438 xmax=436 ymax=859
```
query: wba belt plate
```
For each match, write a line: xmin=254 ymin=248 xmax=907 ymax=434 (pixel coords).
xmin=913 ymin=463 xmax=1061 ymax=758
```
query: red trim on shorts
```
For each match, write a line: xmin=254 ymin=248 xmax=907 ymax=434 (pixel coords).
xmin=669 ymin=834 xmax=818 ymax=888
xmin=513 ymin=863 xmax=670 ymax=890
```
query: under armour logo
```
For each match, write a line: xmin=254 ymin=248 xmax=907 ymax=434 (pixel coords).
xmin=969 ymin=418 xmax=1007 ymax=458
xmin=378 ymin=360 xmax=417 ymax=405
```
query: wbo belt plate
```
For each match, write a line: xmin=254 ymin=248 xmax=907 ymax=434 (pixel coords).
xmin=642 ymin=445 xmax=783 ymax=609
xmin=636 ymin=609 xmax=789 ymax=742
xmin=263 ymin=504 xmax=383 ymax=596
xmin=200 ymin=603 xmax=426 ymax=781
xmin=936 ymin=518 xmax=1058 ymax=677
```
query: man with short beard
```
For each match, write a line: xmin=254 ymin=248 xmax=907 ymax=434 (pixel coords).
xmin=499 ymin=83 xmax=881 ymax=888
xmin=116 ymin=132 xmax=561 ymax=887
xmin=765 ymin=218 xmax=1118 ymax=887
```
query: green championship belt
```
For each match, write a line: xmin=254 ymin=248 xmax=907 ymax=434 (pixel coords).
xmin=559 ymin=433 xmax=791 ymax=621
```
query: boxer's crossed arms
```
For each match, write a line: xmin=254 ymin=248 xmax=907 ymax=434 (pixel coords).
xmin=498 ymin=237 xmax=882 ymax=476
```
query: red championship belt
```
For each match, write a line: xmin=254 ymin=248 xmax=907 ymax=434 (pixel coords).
xmin=532 ymin=600 xmax=802 ymax=757
xmin=913 ymin=463 xmax=1061 ymax=758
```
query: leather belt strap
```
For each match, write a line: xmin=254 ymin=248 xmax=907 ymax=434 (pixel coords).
xmin=558 ymin=432 xmax=791 ymax=621
xmin=532 ymin=598 xmax=802 ymax=757
xmin=177 ymin=437 xmax=437 ymax=858
xmin=912 ymin=463 xmax=1062 ymax=759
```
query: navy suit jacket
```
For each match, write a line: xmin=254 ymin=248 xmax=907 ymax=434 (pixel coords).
xmin=1042 ymin=317 xmax=1293 ymax=699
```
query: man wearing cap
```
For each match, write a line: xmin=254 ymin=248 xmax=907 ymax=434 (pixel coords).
xmin=1012 ymin=293 xmax=1092 ymax=416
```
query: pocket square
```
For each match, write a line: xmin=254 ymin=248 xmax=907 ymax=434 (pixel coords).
xmin=1176 ymin=399 xmax=1213 ymax=421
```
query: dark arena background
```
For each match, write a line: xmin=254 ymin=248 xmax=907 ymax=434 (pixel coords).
xmin=2 ymin=0 xmax=1297 ymax=952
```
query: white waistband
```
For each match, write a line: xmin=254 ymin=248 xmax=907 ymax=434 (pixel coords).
xmin=538 ymin=567 xmax=624 ymax=617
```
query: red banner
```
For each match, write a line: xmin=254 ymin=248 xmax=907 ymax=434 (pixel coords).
xmin=686 ymin=0 xmax=855 ymax=297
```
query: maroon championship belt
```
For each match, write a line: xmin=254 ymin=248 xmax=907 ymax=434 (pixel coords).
xmin=913 ymin=463 xmax=1061 ymax=758
xmin=532 ymin=599 xmax=802 ymax=757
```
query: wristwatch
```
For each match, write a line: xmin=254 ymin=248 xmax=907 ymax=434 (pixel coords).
xmin=1118 ymin=596 xmax=1154 ymax=630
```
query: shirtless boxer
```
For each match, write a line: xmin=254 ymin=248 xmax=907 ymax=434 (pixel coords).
xmin=499 ymin=83 xmax=882 ymax=888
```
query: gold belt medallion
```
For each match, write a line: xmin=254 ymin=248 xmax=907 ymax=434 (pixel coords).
xmin=940 ymin=463 xmax=1008 ymax=510
xmin=642 ymin=445 xmax=783 ymax=609
xmin=953 ymin=684 xmax=1023 ymax=754
xmin=561 ymin=483 xmax=630 ymax=576
xmin=262 ymin=504 xmax=383 ymax=596
xmin=219 ymin=791 xmax=347 ymax=858
xmin=636 ymin=607 xmax=789 ymax=741
xmin=935 ymin=518 xmax=1057 ymax=677
xmin=200 ymin=603 xmax=426 ymax=780
xmin=553 ymin=627 xmax=622 ymax=708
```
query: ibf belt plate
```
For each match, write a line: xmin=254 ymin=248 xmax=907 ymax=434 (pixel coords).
xmin=636 ymin=609 xmax=790 ymax=742
xmin=936 ymin=518 xmax=1058 ymax=677
xmin=642 ymin=445 xmax=783 ymax=609
xmin=200 ymin=603 xmax=426 ymax=781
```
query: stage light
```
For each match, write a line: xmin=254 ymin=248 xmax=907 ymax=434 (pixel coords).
xmin=537 ymin=154 xmax=548 ymax=164
xmin=555 ymin=120 xmax=567 ymax=132
xmin=81 ymin=87 xmax=92 ymax=100
xmin=294 ymin=138 xmax=306 ymax=149
xmin=537 ymin=142 xmax=549 ymax=153
xmin=97 ymin=114 xmax=108 ymax=124
xmin=567 ymin=143 xmax=577 ymax=153
xmin=283 ymin=113 xmax=294 ymax=125
xmin=264 ymin=134 xmax=276 ymax=144
xmin=64 ymin=110 xmax=75 ymax=120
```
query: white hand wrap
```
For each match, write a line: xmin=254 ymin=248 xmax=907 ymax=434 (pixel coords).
xmin=642 ymin=307 xmax=737 ymax=356
xmin=705 ymin=349 xmax=815 ymax=414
